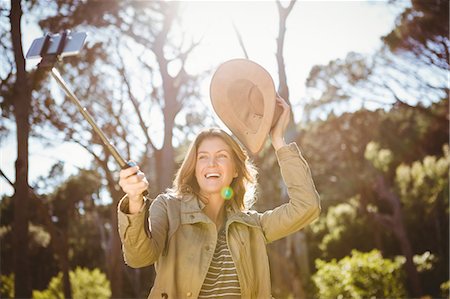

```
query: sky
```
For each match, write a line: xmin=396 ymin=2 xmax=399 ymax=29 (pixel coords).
xmin=0 ymin=1 xmax=400 ymax=197
xmin=181 ymin=1 xmax=400 ymax=112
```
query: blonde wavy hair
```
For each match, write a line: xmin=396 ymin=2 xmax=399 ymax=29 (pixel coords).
xmin=172 ymin=128 xmax=258 ymax=210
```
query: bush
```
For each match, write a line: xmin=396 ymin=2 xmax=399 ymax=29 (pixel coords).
xmin=32 ymin=267 xmax=111 ymax=299
xmin=312 ymin=249 xmax=407 ymax=299
xmin=441 ymin=280 xmax=450 ymax=298
xmin=0 ymin=273 xmax=14 ymax=298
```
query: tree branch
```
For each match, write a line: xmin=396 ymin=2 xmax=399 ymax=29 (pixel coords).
xmin=116 ymin=51 xmax=156 ymax=152
xmin=275 ymin=0 xmax=296 ymax=103
xmin=0 ymin=167 xmax=14 ymax=187
xmin=232 ymin=20 xmax=249 ymax=59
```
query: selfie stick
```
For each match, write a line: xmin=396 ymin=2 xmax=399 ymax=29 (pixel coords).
xmin=28 ymin=30 xmax=148 ymax=196
xmin=50 ymin=68 xmax=129 ymax=168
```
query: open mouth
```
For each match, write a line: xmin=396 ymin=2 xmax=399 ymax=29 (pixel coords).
xmin=205 ymin=173 xmax=221 ymax=179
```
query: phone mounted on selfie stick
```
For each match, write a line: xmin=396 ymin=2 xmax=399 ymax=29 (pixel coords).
xmin=26 ymin=30 xmax=149 ymax=197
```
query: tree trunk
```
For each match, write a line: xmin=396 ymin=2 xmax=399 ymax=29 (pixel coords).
xmin=371 ymin=176 xmax=423 ymax=297
xmin=156 ymin=116 xmax=176 ymax=193
xmin=392 ymin=219 xmax=423 ymax=297
xmin=275 ymin=2 xmax=309 ymax=297
xmin=152 ymin=73 xmax=178 ymax=194
xmin=10 ymin=0 xmax=32 ymax=297
xmin=286 ymin=232 xmax=308 ymax=299
xmin=60 ymin=231 xmax=72 ymax=299
xmin=108 ymin=183 xmax=125 ymax=298
xmin=33 ymin=191 xmax=73 ymax=298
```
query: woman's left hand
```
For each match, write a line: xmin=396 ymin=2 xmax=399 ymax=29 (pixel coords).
xmin=270 ymin=95 xmax=291 ymax=151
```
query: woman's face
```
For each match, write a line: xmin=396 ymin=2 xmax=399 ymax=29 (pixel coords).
xmin=195 ymin=137 xmax=237 ymax=197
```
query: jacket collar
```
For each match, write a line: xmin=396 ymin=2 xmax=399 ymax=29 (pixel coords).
xmin=179 ymin=193 xmax=259 ymax=227
xmin=227 ymin=210 xmax=260 ymax=228
xmin=180 ymin=194 xmax=210 ymax=225
xmin=180 ymin=193 xmax=205 ymax=213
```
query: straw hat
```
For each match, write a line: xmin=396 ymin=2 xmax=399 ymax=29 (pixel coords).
xmin=210 ymin=59 xmax=282 ymax=154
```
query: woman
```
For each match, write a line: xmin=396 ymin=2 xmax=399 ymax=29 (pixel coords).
xmin=118 ymin=96 xmax=320 ymax=299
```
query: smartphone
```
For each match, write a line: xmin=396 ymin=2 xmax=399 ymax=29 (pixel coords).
xmin=26 ymin=31 xmax=87 ymax=60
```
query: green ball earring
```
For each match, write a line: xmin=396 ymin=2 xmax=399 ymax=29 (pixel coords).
xmin=221 ymin=186 xmax=234 ymax=200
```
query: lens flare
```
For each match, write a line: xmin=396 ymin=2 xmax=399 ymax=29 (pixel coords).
xmin=221 ymin=186 xmax=234 ymax=200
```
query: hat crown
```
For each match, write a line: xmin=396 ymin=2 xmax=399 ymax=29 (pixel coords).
xmin=227 ymin=78 xmax=264 ymax=134
xmin=210 ymin=59 xmax=281 ymax=154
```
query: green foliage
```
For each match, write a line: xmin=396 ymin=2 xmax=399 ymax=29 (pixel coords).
xmin=441 ymin=280 xmax=450 ymax=298
xmin=396 ymin=144 xmax=449 ymax=212
xmin=49 ymin=169 xmax=107 ymax=270
xmin=364 ymin=141 xmax=393 ymax=172
xmin=299 ymin=109 xmax=383 ymax=205
xmin=0 ymin=273 xmax=14 ymax=298
xmin=309 ymin=197 xmax=374 ymax=259
xmin=394 ymin=142 xmax=449 ymax=251
xmin=393 ymin=146 xmax=449 ymax=296
xmin=32 ymin=272 xmax=65 ymax=299
xmin=69 ymin=267 xmax=111 ymax=299
xmin=32 ymin=267 xmax=111 ymax=299
xmin=312 ymin=249 xmax=407 ymax=299
xmin=0 ymin=169 xmax=107 ymax=292
xmin=302 ymin=99 xmax=448 ymax=297
xmin=0 ymin=225 xmax=10 ymax=238
xmin=413 ymin=251 xmax=438 ymax=273
xmin=0 ymin=223 xmax=50 ymax=248
xmin=29 ymin=223 xmax=51 ymax=248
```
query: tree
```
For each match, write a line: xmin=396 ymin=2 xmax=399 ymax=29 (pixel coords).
xmin=236 ymin=1 xmax=316 ymax=297
xmin=298 ymin=109 xmax=384 ymax=205
xmin=9 ymin=0 xmax=33 ymax=296
xmin=363 ymin=142 xmax=423 ymax=296
xmin=19 ymin=1 xmax=208 ymax=297
xmin=300 ymin=97 xmax=448 ymax=297
xmin=44 ymin=169 xmax=102 ymax=298
xmin=395 ymin=145 xmax=449 ymax=295
xmin=383 ymin=0 xmax=449 ymax=71
xmin=1 ymin=164 xmax=105 ymax=298
xmin=304 ymin=0 xmax=448 ymax=120
xmin=303 ymin=49 xmax=447 ymax=121
xmin=298 ymin=4 xmax=448 ymax=293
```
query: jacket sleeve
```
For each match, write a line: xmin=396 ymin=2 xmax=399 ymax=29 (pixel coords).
xmin=258 ymin=142 xmax=321 ymax=243
xmin=117 ymin=194 xmax=168 ymax=268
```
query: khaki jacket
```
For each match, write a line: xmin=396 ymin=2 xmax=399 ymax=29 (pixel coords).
xmin=118 ymin=143 xmax=320 ymax=299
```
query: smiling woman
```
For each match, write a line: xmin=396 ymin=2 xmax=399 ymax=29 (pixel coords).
xmin=116 ymin=94 xmax=321 ymax=299
xmin=178 ymin=130 xmax=255 ymax=212
xmin=195 ymin=138 xmax=239 ymax=199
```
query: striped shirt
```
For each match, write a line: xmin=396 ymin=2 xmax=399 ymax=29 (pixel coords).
xmin=198 ymin=227 xmax=241 ymax=298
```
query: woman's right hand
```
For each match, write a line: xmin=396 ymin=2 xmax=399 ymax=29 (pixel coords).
xmin=119 ymin=164 xmax=149 ymax=210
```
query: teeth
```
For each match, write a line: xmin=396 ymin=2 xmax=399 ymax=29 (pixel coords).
xmin=206 ymin=173 xmax=220 ymax=178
